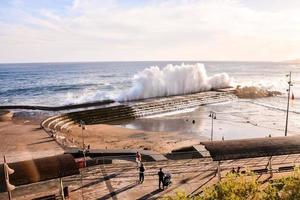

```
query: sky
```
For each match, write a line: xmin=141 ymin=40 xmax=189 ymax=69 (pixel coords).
xmin=0 ymin=0 xmax=300 ymax=63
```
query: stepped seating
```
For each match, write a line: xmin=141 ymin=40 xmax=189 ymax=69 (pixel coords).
xmin=42 ymin=91 xmax=237 ymax=132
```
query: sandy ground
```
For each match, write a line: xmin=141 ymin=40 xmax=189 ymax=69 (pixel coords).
xmin=68 ymin=124 xmax=201 ymax=153
xmin=0 ymin=110 xmax=202 ymax=165
xmin=0 ymin=120 xmax=64 ymax=164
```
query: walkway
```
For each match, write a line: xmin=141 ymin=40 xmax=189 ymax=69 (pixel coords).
xmin=4 ymin=153 xmax=300 ymax=200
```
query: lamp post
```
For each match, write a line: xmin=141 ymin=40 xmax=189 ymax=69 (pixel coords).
xmin=3 ymin=156 xmax=15 ymax=200
xmin=285 ymin=72 xmax=293 ymax=137
xmin=79 ymin=120 xmax=86 ymax=167
xmin=209 ymin=111 xmax=217 ymax=141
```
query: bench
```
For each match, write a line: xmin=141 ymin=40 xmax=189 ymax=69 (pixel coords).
xmin=32 ymin=194 xmax=56 ymax=200
xmin=252 ymin=168 xmax=268 ymax=174
xmin=278 ymin=165 xmax=294 ymax=172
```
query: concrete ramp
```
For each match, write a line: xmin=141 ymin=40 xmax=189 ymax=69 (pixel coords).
xmin=166 ymin=144 xmax=210 ymax=160
xmin=66 ymin=148 xmax=168 ymax=162
xmin=193 ymin=144 xmax=211 ymax=157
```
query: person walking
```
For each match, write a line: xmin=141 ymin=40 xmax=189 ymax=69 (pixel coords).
xmin=139 ymin=163 xmax=145 ymax=183
xmin=158 ymin=168 xmax=164 ymax=190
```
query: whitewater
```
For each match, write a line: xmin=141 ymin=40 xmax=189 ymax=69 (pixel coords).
xmin=117 ymin=63 xmax=232 ymax=101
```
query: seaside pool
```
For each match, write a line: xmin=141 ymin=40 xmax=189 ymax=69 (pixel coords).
xmin=117 ymin=99 xmax=298 ymax=141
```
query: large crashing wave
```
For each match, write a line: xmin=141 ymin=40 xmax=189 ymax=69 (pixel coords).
xmin=117 ymin=63 xmax=232 ymax=101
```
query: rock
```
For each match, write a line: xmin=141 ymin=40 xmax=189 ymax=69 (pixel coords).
xmin=0 ymin=110 xmax=13 ymax=121
xmin=234 ymin=86 xmax=282 ymax=99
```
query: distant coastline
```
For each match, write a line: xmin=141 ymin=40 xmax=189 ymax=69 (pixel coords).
xmin=282 ymin=58 xmax=300 ymax=64
xmin=0 ymin=60 xmax=278 ymax=65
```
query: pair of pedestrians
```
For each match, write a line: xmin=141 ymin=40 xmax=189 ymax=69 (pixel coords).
xmin=136 ymin=152 xmax=168 ymax=189
xmin=138 ymin=165 xmax=166 ymax=190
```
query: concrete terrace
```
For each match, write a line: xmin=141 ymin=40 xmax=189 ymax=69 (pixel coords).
xmin=3 ymin=153 xmax=300 ymax=200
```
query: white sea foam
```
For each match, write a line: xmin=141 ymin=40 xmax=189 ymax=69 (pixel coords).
xmin=62 ymin=63 xmax=290 ymax=105
xmin=117 ymin=63 xmax=232 ymax=101
xmin=63 ymin=89 xmax=117 ymax=105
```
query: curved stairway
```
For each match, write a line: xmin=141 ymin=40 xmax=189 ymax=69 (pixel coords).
xmin=42 ymin=91 xmax=237 ymax=132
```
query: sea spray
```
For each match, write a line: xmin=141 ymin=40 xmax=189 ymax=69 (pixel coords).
xmin=117 ymin=63 xmax=232 ymax=101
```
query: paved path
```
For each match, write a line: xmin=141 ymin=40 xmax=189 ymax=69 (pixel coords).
xmin=2 ymin=154 xmax=300 ymax=200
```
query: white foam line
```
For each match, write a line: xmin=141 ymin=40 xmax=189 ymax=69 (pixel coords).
xmin=143 ymin=107 xmax=199 ymax=118
xmin=240 ymin=100 xmax=300 ymax=114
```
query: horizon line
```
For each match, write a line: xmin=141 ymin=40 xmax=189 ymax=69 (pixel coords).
xmin=0 ymin=59 xmax=283 ymax=65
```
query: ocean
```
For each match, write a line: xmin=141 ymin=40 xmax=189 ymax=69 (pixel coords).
xmin=1 ymin=61 xmax=299 ymax=106
xmin=1 ymin=61 xmax=300 ymax=140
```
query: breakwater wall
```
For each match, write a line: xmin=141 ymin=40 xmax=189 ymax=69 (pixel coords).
xmin=0 ymin=99 xmax=114 ymax=111
xmin=42 ymin=90 xmax=237 ymax=132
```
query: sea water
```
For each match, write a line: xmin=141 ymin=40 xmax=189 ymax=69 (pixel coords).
xmin=1 ymin=61 xmax=299 ymax=106
xmin=1 ymin=61 xmax=300 ymax=140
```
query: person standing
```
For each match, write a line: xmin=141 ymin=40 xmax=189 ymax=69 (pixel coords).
xmin=231 ymin=167 xmax=236 ymax=174
xmin=158 ymin=168 xmax=164 ymax=190
xmin=136 ymin=151 xmax=141 ymax=168
xmin=139 ymin=163 xmax=145 ymax=183
xmin=237 ymin=166 xmax=241 ymax=174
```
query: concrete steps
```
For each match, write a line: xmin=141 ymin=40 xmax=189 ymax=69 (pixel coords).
xmin=42 ymin=91 xmax=237 ymax=132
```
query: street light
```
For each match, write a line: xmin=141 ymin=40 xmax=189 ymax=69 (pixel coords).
xmin=285 ymin=72 xmax=293 ymax=137
xmin=79 ymin=120 xmax=86 ymax=167
xmin=209 ymin=111 xmax=217 ymax=141
xmin=3 ymin=156 xmax=15 ymax=200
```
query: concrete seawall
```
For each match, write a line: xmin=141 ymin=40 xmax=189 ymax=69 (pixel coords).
xmin=42 ymin=90 xmax=237 ymax=132
xmin=0 ymin=99 xmax=115 ymax=111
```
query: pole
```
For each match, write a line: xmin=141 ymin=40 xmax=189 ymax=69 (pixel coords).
xmin=79 ymin=121 xmax=86 ymax=199
xmin=80 ymin=121 xmax=86 ymax=167
xmin=81 ymin=122 xmax=85 ymax=150
xmin=217 ymin=161 xmax=221 ymax=181
xmin=209 ymin=111 xmax=216 ymax=141
xmin=269 ymin=156 xmax=273 ymax=178
xmin=3 ymin=156 xmax=12 ymax=200
xmin=285 ymin=71 xmax=292 ymax=136
xmin=80 ymin=170 xmax=84 ymax=200
xmin=211 ymin=117 xmax=214 ymax=141
xmin=83 ymin=150 xmax=86 ymax=168
xmin=60 ymin=177 xmax=65 ymax=200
